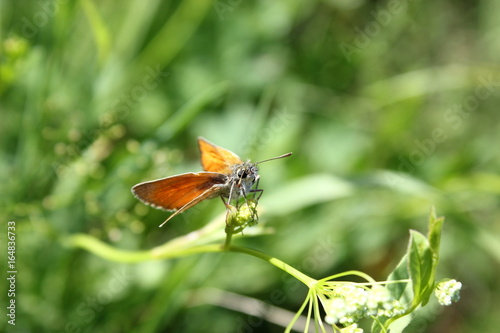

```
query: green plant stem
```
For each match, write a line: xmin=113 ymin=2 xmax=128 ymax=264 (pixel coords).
xmin=228 ymin=245 xmax=315 ymax=286
xmin=224 ymin=230 xmax=233 ymax=249
xmin=66 ymin=234 xmax=224 ymax=262
xmin=66 ymin=234 xmax=316 ymax=286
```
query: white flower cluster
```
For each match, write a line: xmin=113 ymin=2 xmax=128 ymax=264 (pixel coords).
xmin=435 ymin=279 xmax=462 ymax=306
xmin=324 ymin=284 xmax=405 ymax=329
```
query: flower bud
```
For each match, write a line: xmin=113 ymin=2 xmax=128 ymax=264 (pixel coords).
xmin=225 ymin=199 xmax=258 ymax=232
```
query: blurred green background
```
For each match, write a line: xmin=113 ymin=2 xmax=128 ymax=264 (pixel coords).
xmin=1 ymin=0 xmax=500 ymax=332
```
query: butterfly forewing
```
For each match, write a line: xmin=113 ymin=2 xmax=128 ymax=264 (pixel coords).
xmin=198 ymin=137 xmax=243 ymax=174
xmin=132 ymin=172 xmax=228 ymax=211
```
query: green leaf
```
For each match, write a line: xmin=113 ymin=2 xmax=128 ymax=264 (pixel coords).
xmin=420 ymin=208 xmax=445 ymax=305
xmin=387 ymin=253 xmax=411 ymax=302
xmin=385 ymin=313 xmax=414 ymax=333
xmin=427 ymin=206 xmax=445 ymax=257
xmin=407 ymin=231 xmax=424 ymax=303
xmin=407 ymin=230 xmax=434 ymax=307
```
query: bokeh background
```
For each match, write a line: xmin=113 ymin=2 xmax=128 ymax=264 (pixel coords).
xmin=1 ymin=0 xmax=500 ymax=332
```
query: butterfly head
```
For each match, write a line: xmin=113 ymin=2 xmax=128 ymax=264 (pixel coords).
xmin=231 ymin=162 xmax=259 ymax=197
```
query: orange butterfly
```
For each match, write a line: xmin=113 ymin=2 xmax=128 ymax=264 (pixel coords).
xmin=132 ymin=137 xmax=291 ymax=227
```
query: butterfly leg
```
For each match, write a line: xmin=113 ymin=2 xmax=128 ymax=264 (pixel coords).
xmin=228 ymin=181 xmax=237 ymax=205
xmin=220 ymin=195 xmax=233 ymax=210
xmin=242 ymin=188 xmax=260 ymax=222
xmin=220 ymin=196 xmax=233 ymax=226
xmin=250 ymin=188 xmax=264 ymax=201
xmin=250 ymin=178 xmax=264 ymax=201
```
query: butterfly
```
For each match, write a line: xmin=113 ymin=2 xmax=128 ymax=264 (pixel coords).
xmin=132 ymin=137 xmax=292 ymax=227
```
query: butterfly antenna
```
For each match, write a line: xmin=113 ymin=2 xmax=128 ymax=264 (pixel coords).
xmin=256 ymin=152 xmax=292 ymax=165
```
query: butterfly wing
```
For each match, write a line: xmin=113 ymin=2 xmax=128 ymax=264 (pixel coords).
xmin=132 ymin=172 xmax=227 ymax=212
xmin=198 ymin=137 xmax=243 ymax=174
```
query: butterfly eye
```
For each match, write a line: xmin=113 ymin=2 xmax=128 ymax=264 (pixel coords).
xmin=236 ymin=168 xmax=249 ymax=179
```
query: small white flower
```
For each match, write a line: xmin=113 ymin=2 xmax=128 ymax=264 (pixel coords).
xmin=391 ymin=300 xmax=406 ymax=316
xmin=325 ymin=297 xmax=348 ymax=324
xmin=435 ymin=279 xmax=462 ymax=306
xmin=323 ymin=283 xmax=405 ymax=327
xmin=364 ymin=285 xmax=395 ymax=318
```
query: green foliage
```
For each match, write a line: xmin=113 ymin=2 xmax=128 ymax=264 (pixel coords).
xmin=1 ymin=0 xmax=499 ymax=332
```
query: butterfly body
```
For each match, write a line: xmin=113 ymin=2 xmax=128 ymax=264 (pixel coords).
xmin=227 ymin=161 xmax=260 ymax=201
xmin=132 ymin=137 xmax=290 ymax=226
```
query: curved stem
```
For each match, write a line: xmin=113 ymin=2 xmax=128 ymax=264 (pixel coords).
xmin=66 ymin=234 xmax=316 ymax=286
xmin=228 ymin=245 xmax=315 ymax=286
xmin=66 ymin=234 xmax=225 ymax=262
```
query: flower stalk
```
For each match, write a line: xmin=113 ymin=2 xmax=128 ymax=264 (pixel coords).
xmin=66 ymin=207 xmax=461 ymax=332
